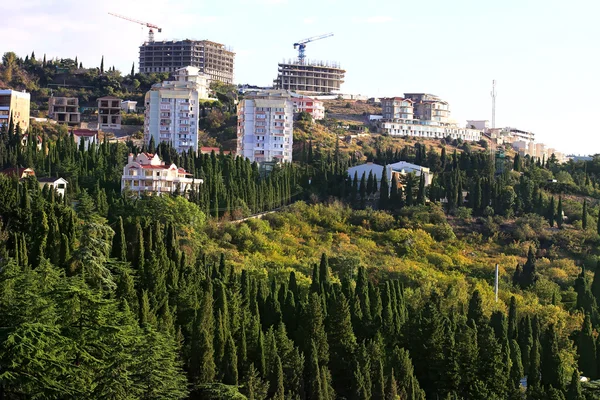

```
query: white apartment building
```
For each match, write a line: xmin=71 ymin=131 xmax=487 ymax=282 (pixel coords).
xmin=237 ymin=90 xmax=294 ymax=163
xmin=379 ymin=94 xmax=481 ymax=142
xmin=0 ymin=89 xmax=30 ymax=132
xmin=121 ymin=153 xmax=203 ymax=196
xmin=290 ymin=94 xmax=325 ymax=120
xmin=144 ymin=66 xmax=211 ymax=153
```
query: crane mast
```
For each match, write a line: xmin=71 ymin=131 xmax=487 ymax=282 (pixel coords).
xmin=108 ymin=12 xmax=162 ymax=43
xmin=293 ymin=33 xmax=333 ymax=64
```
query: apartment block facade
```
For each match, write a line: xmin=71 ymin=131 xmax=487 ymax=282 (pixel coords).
xmin=291 ymin=94 xmax=325 ymax=120
xmin=121 ymin=153 xmax=202 ymax=196
xmin=237 ymin=90 xmax=294 ymax=164
xmin=139 ymin=39 xmax=235 ymax=84
xmin=144 ymin=67 xmax=211 ymax=154
xmin=48 ymin=97 xmax=80 ymax=126
xmin=98 ymin=96 xmax=122 ymax=130
xmin=0 ymin=89 xmax=30 ymax=132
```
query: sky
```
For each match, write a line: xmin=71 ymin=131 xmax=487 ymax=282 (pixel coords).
xmin=2 ymin=0 xmax=599 ymax=155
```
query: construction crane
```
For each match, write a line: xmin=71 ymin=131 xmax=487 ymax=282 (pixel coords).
xmin=293 ymin=33 xmax=333 ymax=64
xmin=109 ymin=12 xmax=162 ymax=43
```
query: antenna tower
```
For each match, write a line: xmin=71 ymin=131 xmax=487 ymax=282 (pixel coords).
xmin=491 ymin=80 xmax=497 ymax=129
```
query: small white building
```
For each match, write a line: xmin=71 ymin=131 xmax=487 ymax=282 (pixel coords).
xmin=347 ymin=161 xmax=433 ymax=187
xmin=71 ymin=129 xmax=98 ymax=150
xmin=121 ymin=100 xmax=138 ymax=113
xmin=121 ymin=153 xmax=203 ymax=196
xmin=466 ymin=120 xmax=490 ymax=131
xmin=38 ymin=177 xmax=68 ymax=197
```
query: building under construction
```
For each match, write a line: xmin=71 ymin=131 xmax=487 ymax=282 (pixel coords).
xmin=139 ymin=39 xmax=235 ymax=84
xmin=273 ymin=59 xmax=345 ymax=94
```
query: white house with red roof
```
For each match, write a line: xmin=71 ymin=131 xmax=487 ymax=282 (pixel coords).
xmin=71 ymin=129 xmax=98 ymax=150
xmin=121 ymin=153 xmax=203 ymax=196
xmin=290 ymin=93 xmax=325 ymax=120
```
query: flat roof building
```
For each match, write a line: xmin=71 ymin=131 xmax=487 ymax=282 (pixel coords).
xmin=237 ymin=90 xmax=294 ymax=164
xmin=139 ymin=39 xmax=235 ymax=84
xmin=144 ymin=66 xmax=211 ymax=154
xmin=48 ymin=97 xmax=80 ymax=126
xmin=0 ymin=89 xmax=30 ymax=132
xmin=274 ymin=60 xmax=345 ymax=94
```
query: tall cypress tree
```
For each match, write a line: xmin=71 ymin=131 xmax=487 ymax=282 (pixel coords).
xmin=557 ymin=197 xmax=564 ymax=229
xmin=582 ymin=199 xmax=588 ymax=230
xmin=379 ymin=166 xmax=389 ymax=210
xmin=578 ymin=314 xmax=596 ymax=378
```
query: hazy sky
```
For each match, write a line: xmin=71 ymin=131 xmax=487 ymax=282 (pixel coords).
xmin=2 ymin=0 xmax=599 ymax=154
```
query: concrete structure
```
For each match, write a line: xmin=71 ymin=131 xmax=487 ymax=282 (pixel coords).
xmin=379 ymin=94 xmax=481 ymax=142
xmin=274 ymin=60 xmax=345 ymax=94
xmin=71 ymin=129 xmax=98 ymax=150
xmin=38 ymin=177 xmax=68 ymax=197
xmin=347 ymin=161 xmax=432 ymax=188
xmin=121 ymin=100 xmax=138 ymax=113
xmin=505 ymin=127 xmax=535 ymax=142
xmin=139 ymin=39 xmax=235 ymax=84
xmin=237 ymin=90 xmax=294 ymax=163
xmin=0 ymin=89 xmax=30 ymax=132
xmin=200 ymin=147 xmax=233 ymax=155
xmin=97 ymin=96 xmax=122 ymax=130
xmin=121 ymin=152 xmax=203 ymax=196
xmin=48 ymin=97 xmax=80 ymax=126
xmin=144 ymin=66 xmax=211 ymax=153
xmin=21 ymin=134 xmax=42 ymax=150
xmin=290 ymin=93 xmax=325 ymax=120
xmin=467 ymin=120 xmax=490 ymax=130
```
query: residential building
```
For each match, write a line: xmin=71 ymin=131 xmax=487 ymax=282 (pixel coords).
xmin=144 ymin=66 xmax=211 ymax=153
xmin=121 ymin=152 xmax=203 ymax=196
xmin=237 ymin=90 xmax=294 ymax=163
xmin=38 ymin=177 xmax=68 ymax=197
xmin=139 ymin=39 xmax=235 ymax=84
xmin=71 ymin=129 xmax=98 ymax=150
xmin=48 ymin=97 xmax=80 ymax=126
xmin=21 ymin=134 xmax=42 ymax=150
xmin=505 ymin=127 xmax=535 ymax=142
xmin=0 ymin=89 xmax=30 ymax=132
xmin=200 ymin=147 xmax=232 ymax=155
xmin=0 ymin=167 xmax=36 ymax=179
xmin=121 ymin=100 xmax=138 ymax=113
xmin=274 ymin=60 xmax=345 ymax=94
xmin=467 ymin=120 xmax=490 ymax=131
xmin=98 ymin=96 xmax=122 ymax=130
xmin=290 ymin=93 xmax=325 ymax=120
xmin=347 ymin=161 xmax=432 ymax=188
xmin=379 ymin=94 xmax=481 ymax=141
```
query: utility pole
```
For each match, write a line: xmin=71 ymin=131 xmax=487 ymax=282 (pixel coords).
xmin=491 ymin=80 xmax=497 ymax=129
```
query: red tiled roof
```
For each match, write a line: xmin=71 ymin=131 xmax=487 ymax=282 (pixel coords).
xmin=0 ymin=167 xmax=35 ymax=177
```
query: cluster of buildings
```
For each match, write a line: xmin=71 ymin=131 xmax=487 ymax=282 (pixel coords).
xmin=377 ymin=94 xmax=482 ymax=142
xmin=347 ymin=161 xmax=433 ymax=189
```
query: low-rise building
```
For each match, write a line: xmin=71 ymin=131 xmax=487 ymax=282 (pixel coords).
xmin=290 ymin=94 xmax=325 ymax=120
xmin=199 ymin=147 xmax=233 ymax=155
xmin=121 ymin=100 xmax=138 ymax=113
xmin=38 ymin=177 xmax=68 ymax=197
xmin=347 ymin=161 xmax=432 ymax=188
xmin=98 ymin=96 xmax=122 ymax=130
xmin=48 ymin=97 xmax=80 ymax=126
xmin=121 ymin=153 xmax=203 ymax=196
xmin=0 ymin=167 xmax=36 ymax=179
xmin=379 ymin=120 xmax=481 ymax=141
xmin=71 ymin=129 xmax=98 ymax=150
xmin=466 ymin=120 xmax=490 ymax=131
xmin=0 ymin=89 xmax=30 ymax=132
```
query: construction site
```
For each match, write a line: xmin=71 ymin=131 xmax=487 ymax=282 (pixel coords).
xmin=273 ymin=33 xmax=346 ymax=95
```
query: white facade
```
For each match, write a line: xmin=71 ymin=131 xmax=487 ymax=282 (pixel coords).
xmin=237 ymin=90 xmax=294 ymax=163
xmin=38 ymin=177 xmax=68 ymax=198
xmin=121 ymin=100 xmax=138 ymax=113
xmin=379 ymin=120 xmax=481 ymax=141
xmin=144 ymin=66 xmax=211 ymax=154
xmin=291 ymin=95 xmax=325 ymax=120
xmin=121 ymin=153 xmax=203 ymax=196
xmin=467 ymin=120 xmax=490 ymax=130
xmin=72 ymin=129 xmax=98 ymax=151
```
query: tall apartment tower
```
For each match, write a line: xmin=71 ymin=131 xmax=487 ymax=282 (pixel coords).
xmin=237 ymin=90 xmax=294 ymax=164
xmin=139 ymin=39 xmax=235 ymax=84
xmin=0 ymin=89 xmax=30 ymax=132
xmin=144 ymin=66 xmax=211 ymax=154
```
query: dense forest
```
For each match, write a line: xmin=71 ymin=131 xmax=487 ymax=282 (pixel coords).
xmin=4 ymin=55 xmax=600 ymax=398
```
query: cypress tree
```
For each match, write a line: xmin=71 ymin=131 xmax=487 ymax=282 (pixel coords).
xmin=272 ymin=354 xmax=285 ymax=400
xmin=308 ymin=341 xmax=323 ymax=400
xmin=112 ymin=216 xmax=127 ymax=261
xmin=591 ymin=261 xmax=600 ymax=307
xmin=100 ymin=55 xmax=104 ymax=74
xmin=578 ymin=314 xmax=596 ymax=378
xmin=327 ymin=292 xmax=357 ymax=399
xmin=541 ymin=324 xmax=565 ymax=390
xmin=416 ymin=173 xmax=426 ymax=204
xmin=527 ymin=338 xmax=541 ymax=392
xmin=582 ymin=199 xmax=588 ymax=230
xmin=548 ymin=197 xmax=556 ymax=227
xmin=521 ymin=246 xmax=539 ymax=288
xmin=385 ymin=368 xmax=398 ymax=400
xmin=557 ymin=197 xmax=563 ymax=228
xmin=566 ymin=369 xmax=584 ymax=400
xmin=508 ymin=296 xmax=518 ymax=340
xmin=223 ymin=332 xmax=238 ymax=385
